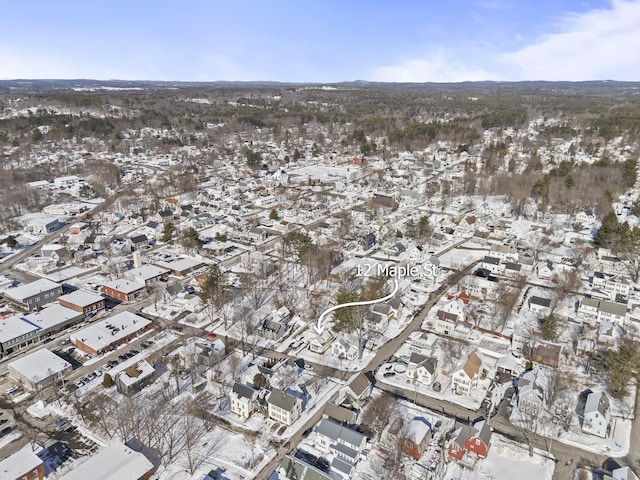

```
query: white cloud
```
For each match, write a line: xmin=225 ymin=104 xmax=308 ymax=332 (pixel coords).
xmin=502 ymin=0 xmax=640 ymax=80
xmin=370 ymin=51 xmax=493 ymax=83
xmin=370 ymin=0 xmax=640 ymax=83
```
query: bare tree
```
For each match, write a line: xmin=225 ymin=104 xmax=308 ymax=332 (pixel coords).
xmin=515 ymin=408 xmax=543 ymax=456
xmin=86 ymin=392 xmax=116 ymax=439
xmin=553 ymin=268 xmax=582 ymax=303
xmin=181 ymin=412 xmax=207 ymax=475
xmin=361 ymin=392 xmax=399 ymax=441
xmin=493 ymin=284 xmax=520 ymax=332
xmin=441 ymin=338 xmax=464 ymax=370
xmin=228 ymin=354 xmax=242 ymax=383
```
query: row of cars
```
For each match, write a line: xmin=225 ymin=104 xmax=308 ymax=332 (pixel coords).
xmin=72 ymin=345 xmax=148 ymax=389
xmin=73 ymin=368 xmax=103 ymax=388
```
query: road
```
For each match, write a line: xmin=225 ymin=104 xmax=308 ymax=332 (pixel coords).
xmin=252 ymin=262 xmax=478 ymax=480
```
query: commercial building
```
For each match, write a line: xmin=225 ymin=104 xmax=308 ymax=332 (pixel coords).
xmin=70 ymin=312 xmax=151 ymax=355
xmin=0 ymin=446 xmax=46 ymax=480
xmin=3 ymin=278 xmax=63 ymax=311
xmin=0 ymin=304 xmax=83 ymax=355
xmin=8 ymin=348 xmax=72 ymax=391
xmin=59 ymin=442 xmax=155 ymax=480
xmin=101 ymin=279 xmax=145 ymax=302
xmin=58 ymin=289 xmax=105 ymax=316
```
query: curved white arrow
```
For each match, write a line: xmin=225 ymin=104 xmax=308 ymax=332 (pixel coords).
xmin=315 ymin=278 xmax=399 ymax=334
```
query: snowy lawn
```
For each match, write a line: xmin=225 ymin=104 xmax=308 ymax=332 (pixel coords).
xmin=443 ymin=434 xmax=555 ymax=480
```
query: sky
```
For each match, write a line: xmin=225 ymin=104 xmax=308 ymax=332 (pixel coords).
xmin=1 ymin=0 xmax=639 ymax=83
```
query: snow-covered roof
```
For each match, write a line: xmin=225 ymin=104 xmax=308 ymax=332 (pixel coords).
xmin=8 ymin=348 xmax=71 ymax=381
xmin=0 ymin=446 xmax=43 ymax=478
xmin=101 ymin=279 xmax=145 ymax=294
xmin=70 ymin=312 xmax=151 ymax=352
xmin=126 ymin=264 xmax=168 ymax=281
xmin=4 ymin=278 xmax=61 ymax=301
xmin=59 ymin=442 xmax=154 ymax=480
xmin=23 ymin=304 xmax=83 ymax=330
xmin=406 ymin=417 xmax=431 ymax=443
xmin=116 ymin=360 xmax=154 ymax=387
xmin=155 ymin=256 xmax=205 ymax=273
xmin=0 ymin=314 xmax=39 ymax=343
xmin=58 ymin=289 xmax=104 ymax=308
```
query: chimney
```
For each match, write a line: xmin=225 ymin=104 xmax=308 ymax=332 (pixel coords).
xmin=133 ymin=251 xmax=142 ymax=269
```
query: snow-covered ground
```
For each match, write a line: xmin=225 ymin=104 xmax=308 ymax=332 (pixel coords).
xmin=443 ymin=434 xmax=555 ymax=480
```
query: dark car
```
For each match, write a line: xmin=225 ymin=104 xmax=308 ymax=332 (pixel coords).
xmin=129 ymin=349 xmax=140 ymax=356
xmin=316 ymin=457 xmax=330 ymax=472
xmin=118 ymin=354 xmax=128 ymax=361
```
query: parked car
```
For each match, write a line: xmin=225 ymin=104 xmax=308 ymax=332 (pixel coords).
xmin=74 ymin=379 xmax=84 ymax=388
xmin=129 ymin=349 xmax=139 ymax=356
xmin=102 ymin=363 xmax=112 ymax=371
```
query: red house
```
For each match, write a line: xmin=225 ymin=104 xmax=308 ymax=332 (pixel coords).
xmin=401 ymin=417 xmax=432 ymax=460
xmin=448 ymin=420 xmax=492 ymax=463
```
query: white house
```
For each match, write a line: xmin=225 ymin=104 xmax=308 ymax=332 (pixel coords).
xmin=313 ymin=418 xmax=367 ymax=463
xmin=267 ymin=388 xmax=302 ymax=426
xmin=406 ymin=353 xmax=437 ymax=386
xmin=451 ymin=350 xmax=489 ymax=395
xmin=410 ymin=331 xmax=438 ymax=356
xmin=230 ymin=382 xmax=259 ymax=419
xmin=516 ymin=368 xmax=547 ymax=416
xmin=331 ymin=333 xmax=358 ymax=360
xmin=582 ymin=391 xmax=610 ymax=438
xmin=309 ymin=330 xmax=335 ymax=354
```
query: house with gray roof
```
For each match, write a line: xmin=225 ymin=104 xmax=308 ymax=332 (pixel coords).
xmin=230 ymin=382 xmax=259 ymax=419
xmin=279 ymin=455 xmax=332 ymax=480
xmin=340 ymin=372 xmax=373 ymax=409
xmin=313 ymin=418 xmax=367 ymax=466
xmin=516 ymin=367 xmax=547 ymax=416
xmin=582 ymin=390 xmax=610 ymax=438
xmin=267 ymin=388 xmax=302 ymax=425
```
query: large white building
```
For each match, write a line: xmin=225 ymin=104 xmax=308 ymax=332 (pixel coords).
xmin=8 ymin=348 xmax=72 ymax=391
xmin=59 ymin=442 xmax=154 ymax=480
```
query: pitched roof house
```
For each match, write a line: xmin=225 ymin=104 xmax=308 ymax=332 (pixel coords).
xmin=582 ymin=391 xmax=610 ymax=438
xmin=451 ymin=350 xmax=490 ymax=395
xmin=267 ymin=388 xmax=302 ymax=426
xmin=401 ymin=417 xmax=432 ymax=460
xmin=447 ymin=420 xmax=492 ymax=465
xmin=230 ymin=382 xmax=259 ymax=419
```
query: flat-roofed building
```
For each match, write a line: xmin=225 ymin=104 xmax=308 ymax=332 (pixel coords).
xmin=0 ymin=305 xmax=82 ymax=355
xmin=58 ymin=289 xmax=105 ymax=316
xmin=8 ymin=348 xmax=72 ymax=391
xmin=0 ymin=446 xmax=46 ymax=480
xmin=70 ymin=312 xmax=151 ymax=355
xmin=125 ymin=265 xmax=170 ymax=286
xmin=59 ymin=442 xmax=155 ymax=480
xmin=154 ymin=257 xmax=206 ymax=277
xmin=3 ymin=278 xmax=62 ymax=311
xmin=101 ymin=279 xmax=145 ymax=302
